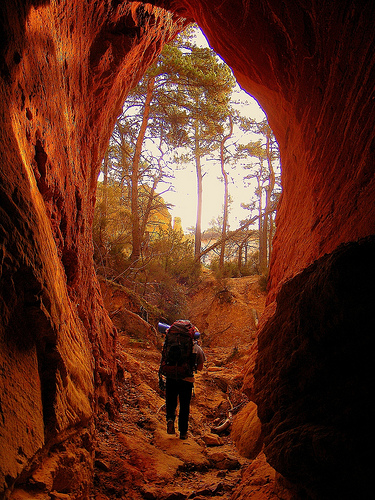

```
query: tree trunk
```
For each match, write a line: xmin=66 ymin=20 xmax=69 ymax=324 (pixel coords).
xmin=259 ymin=196 xmax=269 ymax=274
xmin=268 ymin=210 xmax=275 ymax=259
xmin=130 ymin=75 xmax=155 ymax=264
xmin=140 ymin=173 xmax=162 ymax=239
xmin=219 ymin=116 xmax=233 ymax=270
xmin=237 ymin=241 xmax=243 ymax=273
xmin=194 ymin=122 xmax=203 ymax=260
xmin=266 ymin=131 xmax=276 ymax=268
xmin=260 ymin=130 xmax=276 ymax=273
xmin=97 ymin=150 xmax=109 ymax=267
xmin=257 ymin=163 xmax=264 ymax=272
xmin=198 ymin=213 xmax=259 ymax=259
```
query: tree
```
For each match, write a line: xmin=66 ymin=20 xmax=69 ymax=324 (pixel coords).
xmin=169 ymin=41 xmax=236 ymax=259
xmin=107 ymin=39 xmax=188 ymax=265
xmin=239 ymin=118 xmax=281 ymax=273
xmin=104 ymin=28 xmax=235 ymax=266
xmin=93 ymin=181 xmax=132 ymax=278
xmin=98 ymin=26 xmax=280 ymax=280
xmin=219 ymin=115 xmax=233 ymax=269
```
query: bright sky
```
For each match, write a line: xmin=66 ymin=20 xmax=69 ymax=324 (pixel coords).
xmin=161 ymin=28 xmax=267 ymax=233
xmin=163 ymin=98 xmax=266 ymax=233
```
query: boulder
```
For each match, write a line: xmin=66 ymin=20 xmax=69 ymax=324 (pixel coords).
xmin=206 ymin=450 xmax=240 ymax=470
xmin=202 ymin=433 xmax=223 ymax=447
xmin=231 ymin=402 xmax=262 ymax=460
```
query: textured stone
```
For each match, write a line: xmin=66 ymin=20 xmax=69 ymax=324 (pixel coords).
xmin=0 ymin=0 xmax=182 ymax=496
xmin=254 ymin=236 xmax=375 ymax=499
xmin=231 ymin=452 xmax=278 ymax=500
xmin=1 ymin=0 xmax=374 ymax=499
xmin=202 ymin=432 xmax=223 ymax=447
xmin=206 ymin=450 xmax=240 ymax=471
xmin=231 ymin=402 xmax=262 ymax=460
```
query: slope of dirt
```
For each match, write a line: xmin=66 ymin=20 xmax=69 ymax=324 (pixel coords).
xmin=188 ymin=276 xmax=266 ymax=348
xmin=92 ymin=276 xmax=279 ymax=500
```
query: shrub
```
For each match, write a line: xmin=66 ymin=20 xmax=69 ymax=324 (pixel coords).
xmin=209 ymin=258 xmax=258 ymax=279
xmin=258 ymin=273 xmax=268 ymax=292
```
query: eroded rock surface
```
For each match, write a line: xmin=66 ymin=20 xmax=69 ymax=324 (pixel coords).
xmin=93 ymin=305 xmax=274 ymax=500
xmin=0 ymin=0 xmax=182 ymax=496
xmin=255 ymin=237 xmax=375 ymax=499
xmin=1 ymin=0 xmax=374 ymax=499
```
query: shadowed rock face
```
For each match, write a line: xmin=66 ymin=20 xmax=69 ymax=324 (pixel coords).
xmin=0 ymin=0 xmax=374 ymax=498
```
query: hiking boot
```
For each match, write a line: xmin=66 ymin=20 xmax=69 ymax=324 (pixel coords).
xmin=179 ymin=433 xmax=187 ymax=440
xmin=167 ymin=420 xmax=175 ymax=434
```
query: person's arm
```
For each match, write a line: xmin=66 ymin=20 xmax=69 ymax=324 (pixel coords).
xmin=196 ymin=346 xmax=205 ymax=371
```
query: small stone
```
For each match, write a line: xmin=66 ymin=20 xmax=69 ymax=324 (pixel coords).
xmin=140 ymin=487 xmax=158 ymax=500
xmin=94 ymin=458 xmax=111 ymax=472
xmin=206 ymin=451 xmax=240 ymax=470
xmin=164 ymin=493 xmax=188 ymax=500
xmin=50 ymin=492 xmax=71 ymax=500
xmin=202 ymin=433 xmax=223 ymax=446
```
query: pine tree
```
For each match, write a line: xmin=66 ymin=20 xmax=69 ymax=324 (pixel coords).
xmin=239 ymin=118 xmax=281 ymax=273
xmin=105 ymin=27 xmax=236 ymax=264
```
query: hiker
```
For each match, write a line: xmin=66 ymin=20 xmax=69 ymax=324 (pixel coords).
xmin=158 ymin=320 xmax=205 ymax=440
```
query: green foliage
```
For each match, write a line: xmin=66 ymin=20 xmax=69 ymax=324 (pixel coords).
xmin=146 ymin=227 xmax=201 ymax=286
xmin=93 ymin=180 xmax=201 ymax=319
xmin=209 ymin=256 xmax=259 ymax=279
xmin=151 ymin=274 xmax=190 ymax=324
xmin=212 ymin=278 xmax=234 ymax=304
xmin=119 ymin=28 xmax=235 ymax=156
xmin=93 ymin=25 xmax=239 ymax=318
xmin=94 ymin=25 xmax=280 ymax=320
xmin=93 ymin=182 xmax=131 ymax=278
xmin=210 ymin=258 xmax=239 ymax=279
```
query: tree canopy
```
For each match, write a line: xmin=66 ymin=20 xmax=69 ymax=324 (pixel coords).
xmin=93 ymin=25 xmax=282 ymax=314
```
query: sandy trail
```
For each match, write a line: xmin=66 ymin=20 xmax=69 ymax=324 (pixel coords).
xmin=92 ymin=276 xmax=277 ymax=500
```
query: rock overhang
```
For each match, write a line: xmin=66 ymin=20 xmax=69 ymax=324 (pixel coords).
xmin=1 ymin=1 xmax=374 ymax=498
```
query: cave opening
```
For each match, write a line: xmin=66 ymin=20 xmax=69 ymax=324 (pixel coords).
xmin=1 ymin=1 xmax=374 ymax=499
xmin=94 ymin=23 xmax=281 ymax=295
xmin=89 ymin=20 xmax=280 ymax=500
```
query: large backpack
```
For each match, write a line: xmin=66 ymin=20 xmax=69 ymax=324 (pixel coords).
xmin=159 ymin=320 xmax=196 ymax=379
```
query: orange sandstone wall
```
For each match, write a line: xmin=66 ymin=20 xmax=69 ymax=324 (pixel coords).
xmin=0 ymin=0 xmax=182 ymax=496
xmin=1 ymin=0 xmax=374 ymax=499
xmin=162 ymin=1 xmax=375 ymax=498
xmin=163 ymin=0 xmax=375 ymax=295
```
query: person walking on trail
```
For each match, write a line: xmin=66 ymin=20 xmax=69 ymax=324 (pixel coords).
xmin=158 ymin=319 xmax=206 ymax=440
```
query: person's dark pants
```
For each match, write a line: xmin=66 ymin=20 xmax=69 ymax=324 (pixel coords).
xmin=165 ymin=378 xmax=193 ymax=435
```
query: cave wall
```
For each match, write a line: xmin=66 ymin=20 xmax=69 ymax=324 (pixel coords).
xmin=163 ymin=0 xmax=375 ymax=295
xmin=169 ymin=1 xmax=374 ymax=497
xmin=0 ymin=0 xmax=182 ymax=496
xmin=254 ymin=236 xmax=374 ymax=499
xmin=1 ymin=0 xmax=374 ymax=499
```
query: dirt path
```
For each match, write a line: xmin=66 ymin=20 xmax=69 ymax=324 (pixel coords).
xmin=92 ymin=276 xmax=278 ymax=500
xmin=93 ymin=340 xmax=251 ymax=500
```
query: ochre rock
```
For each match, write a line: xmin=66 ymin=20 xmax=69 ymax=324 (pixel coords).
xmin=231 ymin=452 xmax=278 ymax=500
xmin=0 ymin=0 xmax=182 ymax=495
xmin=254 ymin=237 xmax=375 ymax=499
xmin=1 ymin=1 xmax=374 ymax=499
xmin=202 ymin=432 xmax=223 ymax=447
xmin=231 ymin=402 xmax=263 ymax=460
